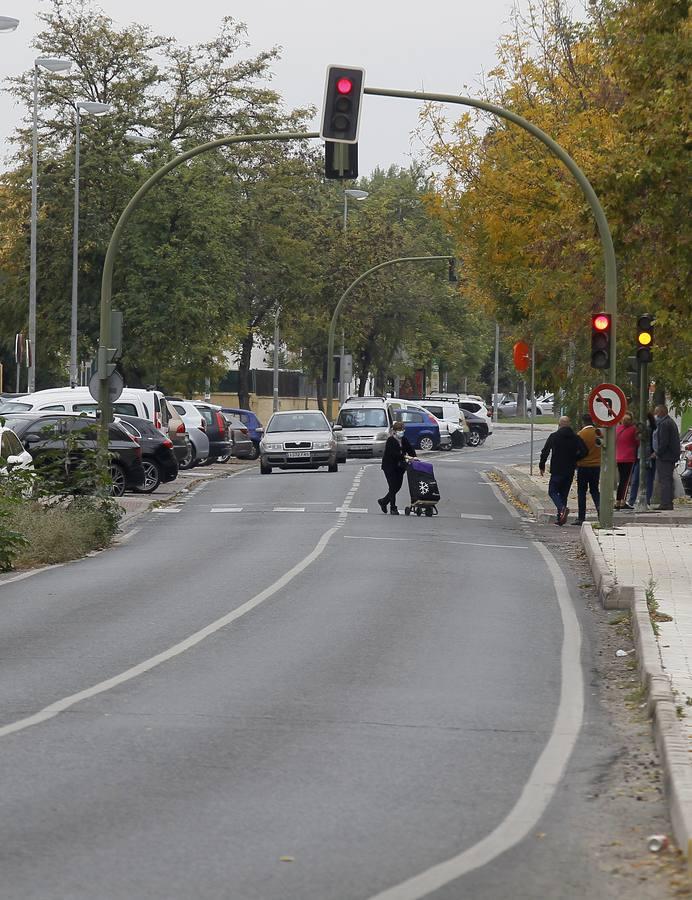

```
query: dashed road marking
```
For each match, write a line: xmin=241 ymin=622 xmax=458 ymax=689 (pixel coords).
xmin=210 ymin=507 xmax=243 ymax=513
xmin=273 ymin=507 xmax=306 ymax=512
xmin=459 ymin=513 xmax=493 ymax=520
xmin=152 ymin=507 xmax=182 ymax=514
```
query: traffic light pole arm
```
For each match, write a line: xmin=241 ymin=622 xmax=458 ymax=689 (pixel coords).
xmin=97 ymin=130 xmax=319 ymax=454
xmin=326 ymin=256 xmax=453 ymax=421
xmin=365 ymin=85 xmax=618 ymax=528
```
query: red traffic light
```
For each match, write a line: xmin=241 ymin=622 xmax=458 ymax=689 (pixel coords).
xmin=336 ymin=77 xmax=353 ymax=94
xmin=593 ymin=314 xmax=610 ymax=331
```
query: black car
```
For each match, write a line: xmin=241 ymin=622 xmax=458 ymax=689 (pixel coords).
xmin=116 ymin=415 xmax=179 ymax=493
xmin=1 ymin=413 xmax=145 ymax=497
xmin=191 ymin=402 xmax=232 ymax=462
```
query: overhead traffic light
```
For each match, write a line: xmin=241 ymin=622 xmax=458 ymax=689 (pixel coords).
xmin=320 ymin=66 xmax=365 ymax=144
xmin=590 ymin=312 xmax=611 ymax=369
xmin=636 ymin=314 xmax=654 ymax=363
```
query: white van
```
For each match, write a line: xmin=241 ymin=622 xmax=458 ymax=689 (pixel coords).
xmin=0 ymin=387 xmax=173 ymax=433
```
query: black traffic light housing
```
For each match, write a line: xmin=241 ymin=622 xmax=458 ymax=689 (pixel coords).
xmin=590 ymin=312 xmax=611 ymax=369
xmin=320 ymin=66 xmax=365 ymax=144
xmin=324 ymin=140 xmax=358 ymax=180
xmin=594 ymin=426 xmax=605 ymax=447
xmin=636 ymin=314 xmax=654 ymax=363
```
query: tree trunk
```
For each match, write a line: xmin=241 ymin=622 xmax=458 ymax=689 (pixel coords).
xmin=238 ymin=332 xmax=253 ymax=410
xmin=315 ymin=375 xmax=324 ymax=413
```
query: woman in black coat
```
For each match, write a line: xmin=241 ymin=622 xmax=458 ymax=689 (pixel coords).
xmin=378 ymin=421 xmax=416 ymax=514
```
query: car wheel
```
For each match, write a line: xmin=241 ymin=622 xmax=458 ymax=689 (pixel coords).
xmin=260 ymin=461 xmax=272 ymax=475
xmin=196 ymin=457 xmax=209 ymax=467
xmin=246 ymin=442 xmax=260 ymax=460
xmin=419 ymin=436 xmax=434 ymax=451
xmin=328 ymin=462 xmax=339 ymax=473
xmin=441 ymin=441 xmax=453 ymax=451
xmin=467 ymin=430 xmax=482 ymax=447
xmin=135 ymin=459 xmax=161 ymax=494
xmin=216 ymin=453 xmax=232 ymax=464
xmin=109 ymin=463 xmax=126 ymax=497
xmin=179 ymin=443 xmax=195 ymax=470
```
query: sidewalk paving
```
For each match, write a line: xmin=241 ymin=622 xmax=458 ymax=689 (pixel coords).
xmin=493 ymin=460 xmax=692 ymax=868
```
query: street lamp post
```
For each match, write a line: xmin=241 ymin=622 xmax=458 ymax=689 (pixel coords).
xmin=272 ymin=306 xmax=281 ymax=413
xmin=343 ymin=188 xmax=368 ymax=232
xmin=28 ymin=57 xmax=72 ymax=393
xmin=70 ymin=100 xmax=112 ymax=387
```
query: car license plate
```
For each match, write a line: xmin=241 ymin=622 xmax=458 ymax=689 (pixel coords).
xmin=288 ymin=451 xmax=310 ymax=458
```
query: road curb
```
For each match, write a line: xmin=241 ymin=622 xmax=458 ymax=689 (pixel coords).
xmin=582 ymin=524 xmax=692 ymax=872
xmin=488 ymin=465 xmax=551 ymax=522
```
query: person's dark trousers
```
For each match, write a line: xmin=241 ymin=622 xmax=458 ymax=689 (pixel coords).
xmin=628 ymin=459 xmax=655 ymax=506
xmin=548 ymin=472 xmax=574 ymax=519
xmin=616 ymin=461 xmax=635 ymax=503
xmin=576 ymin=466 xmax=600 ymax=521
xmin=656 ymin=458 xmax=675 ymax=508
xmin=381 ymin=469 xmax=404 ymax=510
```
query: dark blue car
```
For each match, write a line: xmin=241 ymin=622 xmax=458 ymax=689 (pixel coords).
xmin=220 ymin=407 xmax=263 ymax=460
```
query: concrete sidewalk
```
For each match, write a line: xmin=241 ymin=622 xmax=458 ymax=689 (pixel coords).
xmin=492 ymin=460 xmax=692 ymax=869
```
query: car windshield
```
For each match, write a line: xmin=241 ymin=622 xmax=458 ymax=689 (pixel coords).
xmin=337 ymin=408 xmax=388 ymax=428
xmin=266 ymin=413 xmax=328 ymax=433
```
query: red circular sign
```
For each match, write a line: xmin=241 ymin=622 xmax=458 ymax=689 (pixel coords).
xmin=513 ymin=341 xmax=530 ymax=373
xmin=588 ymin=383 xmax=628 ymax=427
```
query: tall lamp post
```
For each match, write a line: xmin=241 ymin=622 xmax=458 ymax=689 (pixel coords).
xmin=70 ymin=100 xmax=112 ymax=387
xmin=343 ymin=188 xmax=368 ymax=232
xmin=28 ymin=57 xmax=73 ymax=392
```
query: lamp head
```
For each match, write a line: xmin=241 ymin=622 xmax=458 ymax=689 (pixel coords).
xmin=36 ymin=57 xmax=72 ymax=73
xmin=0 ymin=16 xmax=20 ymax=33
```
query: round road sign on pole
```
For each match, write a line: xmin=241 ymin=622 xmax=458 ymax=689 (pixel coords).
xmin=89 ymin=369 xmax=124 ymax=404
xmin=588 ymin=382 xmax=627 ymax=426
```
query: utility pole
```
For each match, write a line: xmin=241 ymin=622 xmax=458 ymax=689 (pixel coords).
xmin=635 ymin=359 xmax=649 ymax=511
xmin=272 ymin=306 xmax=281 ymax=413
xmin=493 ymin=322 xmax=499 ymax=424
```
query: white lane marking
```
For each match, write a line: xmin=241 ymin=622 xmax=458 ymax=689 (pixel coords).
xmin=343 ymin=535 xmax=527 ymax=551
xmin=335 ymin=507 xmax=368 ymax=514
xmin=210 ymin=507 xmax=243 ymax=513
xmin=152 ymin=508 xmax=181 ymax=514
xmin=480 ymin=472 xmax=520 ymax=519
xmin=0 ymin=467 xmax=367 ymax=741
xmin=366 ymin=540 xmax=583 ymax=900
xmin=459 ymin=513 xmax=493 ymax=520
xmin=273 ymin=507 xmax=306 ymax=512
xmin=113 ymin=526 xmax=142 ymax=544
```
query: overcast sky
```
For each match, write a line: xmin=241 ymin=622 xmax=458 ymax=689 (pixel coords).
xmin=1 ymin=0 xmax=525 ymax=174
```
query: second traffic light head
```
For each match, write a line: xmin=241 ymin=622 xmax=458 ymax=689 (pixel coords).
xmin=636 ymin=313 xmax=654 ymax=363
xmin=320 ymin=65 xmax=365 ymax=144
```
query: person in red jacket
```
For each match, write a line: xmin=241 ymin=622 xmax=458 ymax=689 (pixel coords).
xmin=615 ymin=412 xmax=638 ymax=509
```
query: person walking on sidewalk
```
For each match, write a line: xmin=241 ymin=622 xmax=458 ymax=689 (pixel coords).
xmin=539 ymin=416 xmax=588 ymax=526
xmin=378 ymin=421 xmax=416 ymax=515
xmin=628 ymin=411 xmax=657 ymax=507
xmin=574 ymin=413 xmax=600 ymax=524
xmin=651 ymin=404 xmax=680 ymax=510
xmin=615 ymin=412 xmax=638 ymax=509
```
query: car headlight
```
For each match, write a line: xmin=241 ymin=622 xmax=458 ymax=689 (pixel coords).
xmin=312 ymin=440 xmax=333 ymax=450
xmin=375 ymin=431 xmax=389 ymax=441
xmin=262 ymin=442 xmax=283 ymax=451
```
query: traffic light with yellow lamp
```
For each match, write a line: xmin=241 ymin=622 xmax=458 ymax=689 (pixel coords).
xmin=636 ymin=314 xmax=654 ymax=363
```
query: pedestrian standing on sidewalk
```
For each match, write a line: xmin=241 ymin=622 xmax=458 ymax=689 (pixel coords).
xmin=378 ymin=421 xmax=415 ymax=515
xmin=615 ymin=412 xmax=638 ymax=509
xmin=539 ymin=416 xmax=588 ymax=526
xmin=628 ymin=411 xmax=656 ymax=506
xmin=651 ymin=404 xmax=680 ymax=510
xmin=574 ymin=413 xmax=600 ymax=524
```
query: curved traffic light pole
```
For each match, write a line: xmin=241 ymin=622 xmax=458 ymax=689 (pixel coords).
xmin=364 ymin=86 xmax=618 ymax=527
xmin=325 ymin=256 xmax=454 ymax=422
xmin=96 ymin=131 xmax=319 ymax=461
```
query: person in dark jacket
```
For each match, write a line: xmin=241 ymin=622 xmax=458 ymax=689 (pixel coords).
xmin=651 ymin=404 xmax=680 ymax=510
xmin=539 ymin=416 xmax=588 ymax=526
xmin=378 ymin=421 xmax=416 ymax=515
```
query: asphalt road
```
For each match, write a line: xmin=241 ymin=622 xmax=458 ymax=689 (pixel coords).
xmin=0 ymin=433 xmax=648 ymax=899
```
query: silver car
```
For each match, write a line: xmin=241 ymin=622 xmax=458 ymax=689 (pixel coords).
xmin=259 ymin=410 xmax=340 ymax=474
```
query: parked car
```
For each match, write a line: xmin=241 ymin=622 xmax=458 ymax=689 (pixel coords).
xmin=678 ymin=427 xmax=692 ymax=497
xmin=335 ymin=396 xmax=391 ymax=460
xmin=221 ymin=413 xmax=254 ymax=460
xmin=0 ymin=423 xmax=34 ymax=477
xmin=260 ymin=410 xmax=340 ymax=474
xmin=389 ymin=403 xmax=442 ymax=451
xmin=167 ymin=399 xmax=211 ymax=469
xmin=116 ymin=415 xmax=179 ymax=493
xmin=219 ymin=407 xmax=262 ymax=459
xmin=2 ymin=413 xmax=144 ymax=497
xmin=0 ymin=386 xmax=175 ymax=434
xmin=419 ymin=399 xmax=466 ymax=448
xmin=497 ymin=393 xmax=553 ymax=417
xmin=191 ymin=402 xmax=232 ymax=463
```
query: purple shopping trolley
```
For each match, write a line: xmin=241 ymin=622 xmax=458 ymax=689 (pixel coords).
xmin=404 ymin=459 xmax=440 ymax=517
